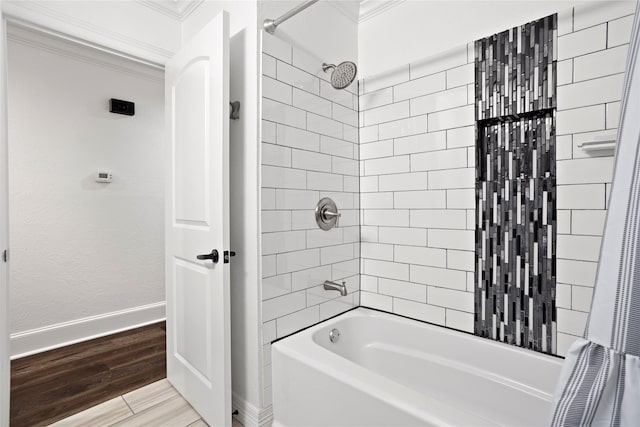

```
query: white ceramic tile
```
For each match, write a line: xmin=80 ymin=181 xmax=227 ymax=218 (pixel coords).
xmin=428 ymin=229 xmax=474 ymax=251
xmin=363 ymin=209 xmax=409 ymax=227
xmin=291 ymin=265 xmax=332 ymax=291
xmin=395 ymin=73 xmax=446 ymax=103
xmin=428 ymin=286 xmax=473 ymax=311
xmin=263 ymin=34 xmax=291 ymax=62
xmin=446 ymin=250 xmax=474 ymax=271
xmin=333 ymin=103 xmax=358 ymax=127
xmin=262 ymin=230 xmax=306 ymax=255
xmin=277 ymin=61 xmax=319 ymax=94
xmin=263 ymin=98 xmax=306 ymax=129
xmin=557 ymin=74 xmax=624 ymax=111
xmin=361 ymin=242 xmax=394 ymax=261
xmin=360 ymin=192 xmax=394 ymax=209
xmin=307 ymin=113 xmax=343 ymax=138
xmin=306 ymin=228 xmax=343 ymax=249
xmin=290 ymin=209 xmax=315 ymax=230
xmin=394 ymin=131 xmax=447 ymax=155
xmin=320 ymin=192 xmax=354 ymax=209
xmin=263 ymin=54 xmax=276 ymax=78
xmin=556 ymin=184 xmax=606 ymax=209
xmin=467 ymin=42 xmax=475 ymax=64
xmin=360 ymin=291 xmax=393 ymax=311
xmin=320 ymin=293 xmax=356 ymax=320
xmin=556 ymin=283 xmax=572 ymax=309
xmin=361 ymin=275 xmax=378 ymax=292
xmin=428 ymin=168 xmax=474 ymax=189
xmin=360 ymin=124 xmax=379 ymax=143
xmin=393 ymin=299 xmax=445 ymax=325
xmin=411 ymin=266 xmax=466 ymax=291
xmin=360 ymin=140 xmax=394 ymax=160
xmin=263 ymin=320 xmax=276 ymax=343
xmin=364 ymin=259 xmax=409 ymax=281
xmin=263 ymin=274 xmax=292 ymax=300
xmin=363 ymin=64 xmax=410 ymax=94
xmin=343 ymin=124 xmax=358 ymax=143
xmin=558 ymin=24 xmax=607 ymax=61
xmin=262 ymin=120 xmax=276 ymax=143
xmin=557 ymin=333 xmax=580 ymax=357
xmin=572 ymin=210 xmax=606 ymax=236
xmin=276 ymin=248 xmax=320 ymax=274
xmin=306 ymin=171 xmax=343 ymax=191
xmin=291 ymin=46 xmax=326 ymax=80
xmin=411 ymin=148 xmax=468 ymax=171
xmin=557 ymin=210 xmax=572 ymax=234
xmin=360 ymin=87 xmax=393 ymax=111
xmin=608 ymin=15 xmax=634 ymax=48
xmin=379 ymin=226 xmax=427 ymax=246
xmin=557 ymin=157 xmax=614 ymax=185
xmin=607 ymin=102 xmax=621 ymax=129
xmin=572 ymin=286 xmax=594 ymax=312
xmin=364 ymin=155 xmax=410 ymax=176
xmin=447 ymin=189 xmax=474 ymax=209
xmin=360 ymin=176 xmax=378 ymax=192
xmin=378 ymin=172 xmax=428 ymax=192
xmin=320 ymin=243 xmax=354 ymax=265
xmin=306 ymin=282 xmax=350 ymax=307
xmin=428 ymin=105 xmax=474 ymax=131
xmin=332 ymin=157 xmax=359 ymax=176
xmin=446 ymin=63 xmax=474 ymax=88
xmin=557 ymin=308 xmax=588 ymax=336
xmin=379 ymin=115 xmax=429 ymax=140
xmin=262 ymin=255 xmax=276 ymax=278
xmin=364 ymin=101 xmax=410 ymax=126
xmin=557 ymin=259 xmax=598 ymax=287
xmin=320 ymin=136 xmax=353 ymax=159
xmin=395 ymin=245 xmax=447 ymax=268
xmin=262 ymin=165 xmax=306 ymax=189
xmin=410 ymin=45 xmax=467 ymax=80
xmin=573 ymin=1 xmax=636 ymax=31
xmin=410 ymin=209 xmax=466 ymax=229
xmin=411 ymin=86 xmax=467 ymax=116
xmin=262 ymin=143 xmax=291 ymax=168
xmin=557 ymin=7 xmax=574 ymax=36
xmin=378 ymin=278 xmax=427 ymax=303
xmin=292 ymin=88 xmax=331 ymax=117
xmin=262 ymin=210 xmax=291 ymax=233
xmin=557 ymin=59 xmax=573 ymax=86
xmin=276 ymin=306 xmax=320 ymax=338
xmin=291 ymin=149 xmax=332 ymax=173
xmin=556 ymin=105 xmax=606 ymax=135
xmin=275 ymin=188 xmax=318 ymax=210
xmin=262 ymin=291 xmax=306 ymax=322
xmin=276 ymin=124 xmax=319 ymax=151
xmin=446 ymin=126 xmax=474 ymax=149
xmin=556 ymin=135 xmax=573 ymax=160
xmin=446 ymin=309 xmax=474 ymax=333
xmin=573 ymin=45 xmax=628 ymax=82
xmin=331 ymin=259 xmax=359 ymax=280
xmin=320 ymin=80 xmax=353 ymax=108
xmin=395 ymin=191 xmax=447 ymax=209
xmin=263 ymin=76 xmax=292 ymax=104
xmin=557 ymin=234 xmax=602 ymax=262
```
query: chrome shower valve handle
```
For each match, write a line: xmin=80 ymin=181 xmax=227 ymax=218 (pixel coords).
xmin=315 ymin=197 xmax=341 ymax=230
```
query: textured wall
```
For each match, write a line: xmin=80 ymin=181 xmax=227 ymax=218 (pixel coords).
xmin=7 ymin=27 xmax=165 ymax=335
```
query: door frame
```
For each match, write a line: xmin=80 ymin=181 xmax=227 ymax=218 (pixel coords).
xmin=0 ymin=12 xmax=169 ymax=424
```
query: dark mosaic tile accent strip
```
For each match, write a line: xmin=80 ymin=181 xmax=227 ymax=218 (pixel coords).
xmin=474 ymin=14 xmax=557 ymax=354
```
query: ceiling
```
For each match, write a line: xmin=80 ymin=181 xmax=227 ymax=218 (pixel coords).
xmin=138 ymin=0 xmax=406 ymax=23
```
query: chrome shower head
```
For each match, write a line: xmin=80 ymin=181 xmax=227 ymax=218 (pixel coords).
xmin=322 ymin=61 xmax=357 ymax=90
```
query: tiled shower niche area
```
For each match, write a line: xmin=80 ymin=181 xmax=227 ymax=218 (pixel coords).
xmin=474 ymin=15 xmax=557 ymax=354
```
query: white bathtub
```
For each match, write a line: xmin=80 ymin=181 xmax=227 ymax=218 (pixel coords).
xmin=272 ymin=308 xmax=563 ymax=427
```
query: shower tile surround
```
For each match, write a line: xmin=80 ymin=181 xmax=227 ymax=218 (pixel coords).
xmin=475 ymin=15 xmax=558 ymax=353
xmin=355 ymin=3 xmax=633 ymax=358
xmin=261 ymin=0 xmax=634 ymax=409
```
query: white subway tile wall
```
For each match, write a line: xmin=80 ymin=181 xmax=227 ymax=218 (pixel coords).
xmin=261 ymin=33 xmax=360 ymax=404
xmin=356 ymin=4 xmax=634 ymax=357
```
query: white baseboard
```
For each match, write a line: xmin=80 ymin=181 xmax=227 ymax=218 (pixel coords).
xmin=10 ymin=302 xmax=166 ymax=359
xmin=233 ymin=392 xmax=273 ymax=427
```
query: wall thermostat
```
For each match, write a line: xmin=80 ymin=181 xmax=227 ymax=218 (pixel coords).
xmin=95 ymin=172 xmax=113 ymax=183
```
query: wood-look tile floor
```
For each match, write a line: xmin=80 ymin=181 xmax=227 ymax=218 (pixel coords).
xmin=49 ymin=379 xmax=244 ymax=427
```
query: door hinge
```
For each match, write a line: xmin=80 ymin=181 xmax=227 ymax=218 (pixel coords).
xmin=2 ymin=250 xmax=7 ymax=263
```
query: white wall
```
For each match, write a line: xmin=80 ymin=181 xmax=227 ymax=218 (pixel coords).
xmin=7 ymin=25 xmax=165 ymax=357
xmin=182 ymin=3 xmax=265 ymax=425
xmin=358 ymin=0 xmax=637 ymax=78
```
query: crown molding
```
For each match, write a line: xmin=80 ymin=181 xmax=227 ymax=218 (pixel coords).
xmin=327 ymin=0 xmax=405 ymax=24
xmin=136 ymin=0 xmax=204 ymax=22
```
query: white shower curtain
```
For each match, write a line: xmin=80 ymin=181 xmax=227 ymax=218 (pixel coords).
xmin=549 ymin=3 xmax=640 ymax=426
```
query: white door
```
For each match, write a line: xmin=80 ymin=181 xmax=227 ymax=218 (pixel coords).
xmin=165 ymin=11 xmax=231 ymax=427
xmin=0 ymin=3 xmax=10 ymax=425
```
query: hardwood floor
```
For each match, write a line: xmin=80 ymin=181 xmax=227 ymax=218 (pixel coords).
xmin=10 ymin=322 xmax=166 ymax=427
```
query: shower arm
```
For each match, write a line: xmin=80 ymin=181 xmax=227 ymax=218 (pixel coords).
xmin=263 ymin=0 xmax=320 ymax=34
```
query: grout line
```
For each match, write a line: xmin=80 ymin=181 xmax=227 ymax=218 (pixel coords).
xmin=120 ymin=395 xmax=136 ymax=416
